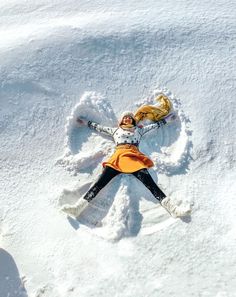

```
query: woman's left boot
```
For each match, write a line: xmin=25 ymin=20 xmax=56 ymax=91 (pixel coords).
xmin=61 ymin=198 xmax=89 ymax=218
xmin=161 ymin=197 xmax=191 ymax=218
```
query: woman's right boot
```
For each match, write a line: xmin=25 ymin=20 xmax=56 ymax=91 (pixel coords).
xmin=61 ymin=198 xmax=89 ymax=218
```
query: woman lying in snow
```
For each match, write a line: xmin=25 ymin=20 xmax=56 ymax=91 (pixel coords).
xmin=61 ymin=111 xmax=191 ymax=219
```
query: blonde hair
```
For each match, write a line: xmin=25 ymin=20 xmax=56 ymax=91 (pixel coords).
xmin=134 ymin=94 xmax=172 ymax=123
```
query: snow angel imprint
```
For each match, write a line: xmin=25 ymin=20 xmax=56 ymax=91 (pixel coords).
xmin=61 ymin=95 xmax=192 ymax=219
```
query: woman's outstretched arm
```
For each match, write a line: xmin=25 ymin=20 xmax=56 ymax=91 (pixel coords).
xmin=88 ymin=121 xmax=116 ymax=137
xmin=77 ymin=117 xmax=116 ymax=137
xmin=139 ymin=113 xmax=176 ymax=136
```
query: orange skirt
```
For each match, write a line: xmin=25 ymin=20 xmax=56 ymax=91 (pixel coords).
xmin=102 ymin=144 xmax=154 ymax=173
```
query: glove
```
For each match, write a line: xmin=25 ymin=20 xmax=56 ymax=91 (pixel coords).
xmin=164 ymin=113 xmax=176 ymax=123
xmin=76 ymin=117 xmax=88 ymax=126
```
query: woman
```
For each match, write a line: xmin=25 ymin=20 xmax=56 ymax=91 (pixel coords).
xmin=61 ymin=111 xmax=191 ymax=218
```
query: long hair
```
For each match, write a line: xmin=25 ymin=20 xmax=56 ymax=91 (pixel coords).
xmin=134 ymin=94 xmax=172 ymax=123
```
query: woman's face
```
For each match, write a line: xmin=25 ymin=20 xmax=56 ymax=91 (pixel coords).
xmin=122 ymin=115 xmax=133 ymax=125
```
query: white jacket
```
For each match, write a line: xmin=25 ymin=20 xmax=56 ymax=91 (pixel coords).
xmin=87 ymin=120 xmax=166 ymax=146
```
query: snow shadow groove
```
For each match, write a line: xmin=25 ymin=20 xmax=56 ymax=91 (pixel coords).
xmin=0 ymin=248 xmax=28 ymax=297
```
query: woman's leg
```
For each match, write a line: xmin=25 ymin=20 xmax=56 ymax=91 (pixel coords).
xmin=132 ymin=168 xmax=166 ymax=201
xmin=83 ymin=166 xmax=121 ymax=202
xmin=61 ymin=166 xmax=121 ymax=218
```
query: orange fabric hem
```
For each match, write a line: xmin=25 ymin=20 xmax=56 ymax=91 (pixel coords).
xmin=102 ymin=145 xmax=154 ymax=173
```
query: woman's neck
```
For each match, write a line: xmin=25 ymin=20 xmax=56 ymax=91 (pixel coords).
xmin=120 ymin=124 xmax=135 ymax=130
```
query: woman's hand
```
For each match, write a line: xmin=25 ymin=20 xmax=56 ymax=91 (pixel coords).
xmin=76 ymin=117 xmax=88 ymax=126
xmin=164 ymin=113 xmax=177 ymax=123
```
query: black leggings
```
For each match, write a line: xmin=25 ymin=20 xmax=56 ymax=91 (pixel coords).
xmin=83 ymin=166 xmax=166 ymax=202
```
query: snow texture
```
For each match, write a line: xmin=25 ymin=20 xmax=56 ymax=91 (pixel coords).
xmin=1 ymin=0 xmax=236 ymax=296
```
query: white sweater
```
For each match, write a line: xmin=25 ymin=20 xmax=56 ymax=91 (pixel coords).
xmin=87 ymin=120 xmax=166 ymax=146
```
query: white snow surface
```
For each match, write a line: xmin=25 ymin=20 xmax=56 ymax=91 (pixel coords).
xmin=0 ymin=0 xmax=236 ymax=296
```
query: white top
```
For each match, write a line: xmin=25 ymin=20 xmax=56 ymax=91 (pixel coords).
xmin=87 ymin=120 xmax=166 ymax=146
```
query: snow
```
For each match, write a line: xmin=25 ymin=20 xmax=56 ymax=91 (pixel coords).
xmin=0 ymin=0 xmax=236 ymax=296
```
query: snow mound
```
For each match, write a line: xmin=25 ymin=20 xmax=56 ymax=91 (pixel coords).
xmin=58 ymin=175 xmax=177 ymax=241
xmin=136 ymin=87 xmax=192 ymax=175
xmin=57 ymin=92 xmax=116 ymax=174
